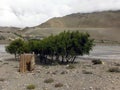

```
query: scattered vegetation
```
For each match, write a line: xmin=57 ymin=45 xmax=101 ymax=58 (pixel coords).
xmin=66 ymin=64 xmax=76 ymax=69
xmin=44 ymin=78 xmax=54 ymax=83
xmin=13 ymin=32 xmax=23 ymax=38
xmin=82 ymin=70 xmax=93 ymax=74
xmin=101 ymin=40 xmax=104 ymax=43
xmin=92 ymin=59 xmax=103 ymax=65
xmin=108 ymin=67 xmax=120 ymax=73
xmin=43 ymin=66 xmax=49 ymax=69
xmin=55 ymin=83 xmax=64 ymax=88
xmin=26 ymin=84 xmax=36 ymax=90
xmin=3 ymin=62 xmax=9 ymax=65
xmin=114 ymin=63 xmax=120 ymax=66
xmin=0 ymin=36 xmax=5 ymax=40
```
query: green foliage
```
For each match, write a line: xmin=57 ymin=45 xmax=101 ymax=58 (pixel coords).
xmin=28 ymin=40 xmax=41 ymax=54
xmin=13 ymin=33 xmax=23 ymax=38
xmin=6 ymin=31 xmax=94 ymax=63
xmin=6 ymin=39 xmax=29 ymax=60
xmin=0 ymin=36 xmax=5 ymax=40
xmin=26 ymin=84 xmax=36 ymax=89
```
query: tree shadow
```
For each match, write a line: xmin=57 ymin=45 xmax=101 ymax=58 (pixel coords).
xmin=35 ymin=56 xmax=79 ymax=66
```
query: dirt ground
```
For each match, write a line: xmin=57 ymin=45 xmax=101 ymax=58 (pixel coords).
xmin=0 ymin=53 xmax=120 ymax=90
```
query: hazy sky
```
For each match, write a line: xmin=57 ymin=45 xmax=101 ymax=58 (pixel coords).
xmin=0 ymin=0 xmax=120 ymax=27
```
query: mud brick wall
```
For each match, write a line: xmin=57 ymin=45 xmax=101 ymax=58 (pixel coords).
xmin=19 ymin=54 xmax=35 ymax=73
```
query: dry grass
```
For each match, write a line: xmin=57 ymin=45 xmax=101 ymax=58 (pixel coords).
xmin=44 ymin=78 xmax=54 ymax=83
xmin=82 ymin=70 xmax=93 ymax=74
xmin=0 ymin=78 xmax=5 ymax=82
xmin=92 ymin=59 xmax=103 ymax=65
xmin=66 ymin=64 xmax=76 ymax=69
xmin=55 ymin=83 xmax=64 ymax=88
xmin=108 ymin=67 xmax=120 ymax=73
xmin=26 ymin=84 xmax=36 ymax=90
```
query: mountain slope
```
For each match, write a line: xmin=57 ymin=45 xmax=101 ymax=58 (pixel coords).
xmin=39 ymin=11 xmax=120 ymax=28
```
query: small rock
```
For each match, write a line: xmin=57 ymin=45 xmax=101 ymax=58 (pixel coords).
xmin=65 ymin=83 xmax=69 ymax=88
xmin=111 ymin=81 xmax=114 ymax=83
xmin=42 ymin=87 xmax=48 ymax=90
xmin=89 ymin=87 xmax=93 ymax=90
xmin=66 ymin=64 xmax=69 ymax=67
xmin=83 ymin=88 xmax=86 ymax=90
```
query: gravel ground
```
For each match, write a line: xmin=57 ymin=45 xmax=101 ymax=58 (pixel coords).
xmin=0 ymin=55 xmax=120 ymax=90
xmin=0 ymin=45 xmax=120 ymax=90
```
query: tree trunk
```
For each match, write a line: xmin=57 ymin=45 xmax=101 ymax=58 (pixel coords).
xmin=71 ymin=56 xmax=77 ymax=63
xmin=61 ymin=56 xmax=64 ymax=63
xmin=15 ymin=53 xmax=17 ymax=60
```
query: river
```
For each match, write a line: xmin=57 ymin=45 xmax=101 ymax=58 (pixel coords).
xmin=0 ymin=44 xmax=120 ymax=60
xmin=79 ymin=45 xmax=120 ymax=60
xmin=0 ymin=44 xmax=6 ymax=53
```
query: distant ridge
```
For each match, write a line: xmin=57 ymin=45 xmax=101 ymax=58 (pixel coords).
xmin=38 ymin=10 xmax=120 ymax=28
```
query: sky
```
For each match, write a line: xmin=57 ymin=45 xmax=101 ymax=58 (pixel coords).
xmin=0 ymin=0 xmax=120 ymax=27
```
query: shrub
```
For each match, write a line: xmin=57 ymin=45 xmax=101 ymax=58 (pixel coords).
xmin=82 ymin=70 xmax=93 ymax=74
xmin=108 ymin=67 xmax=120 ymax=73
xmin=0 ymin=78 xmax=5 ymax=82
xmin=66 ymin=64 xmax=75 ymax=69
xmin=0 ymin=36 xmax=5 ymax=40
xmin=114 ymin=63 xmax=120 ymax=66
xmin=26 ymin=84 xmax=35 ymax=89
xmin=55 ymin=83 xmax=63 ymax=88
xmin=92 ymin=59 xmax=103 ymax=65
xmin=44 ymin=78 xmax=54 ymax=83
xmin=3 ymin=62 xmax=9 ymax=65
xmin=61 ymin=70 xmax=68 ymax=74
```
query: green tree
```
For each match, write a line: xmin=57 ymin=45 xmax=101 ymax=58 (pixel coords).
xmin=6 ymin=39 xmax=28 ymax=60
xmin=6 ymin=31 xmax=94 ymax=63
xmin=37 ymin=31 xmax=94 ymax=64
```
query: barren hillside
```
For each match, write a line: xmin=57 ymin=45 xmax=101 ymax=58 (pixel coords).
xmin=0 ymin=11 xmax=120 ymax=44
xmin=39 ymin=11 xmax=120 ymax=28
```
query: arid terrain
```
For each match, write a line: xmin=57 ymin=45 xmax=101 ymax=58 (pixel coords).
xmin=0 ymin=45 xmax=120 ymax=90
xmin=0 ymin=10 xmax=120 ymax=90
xmin=0 ymin=27 xmax=120 ymax=45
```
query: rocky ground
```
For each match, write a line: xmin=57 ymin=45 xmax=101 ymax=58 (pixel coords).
xmin=0 ymin=53 xmax=120 ymax=90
